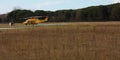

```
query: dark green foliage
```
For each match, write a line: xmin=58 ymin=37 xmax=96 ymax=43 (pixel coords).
xmin=0 ymin=18 xmax=2 ymax=23
xmin=80 ymin=5 xmax=109 ymax=21
xmin=3 ymin=3 xmax=120 ymax=22
xmin=34 ymin=10 xmax=47 ymax=16
xmin=7 ymin=9 xmax=33 ymax=23
xmin=108 ymin=3 xmax=120 ymax=20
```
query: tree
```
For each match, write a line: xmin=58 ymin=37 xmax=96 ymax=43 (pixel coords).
xmin=109 ymin=4 xmax=120 ymax=20
xmin=34 ymin=10 xmax=47 ymax=16
xmin=7 ymin=9 xmax=33 ymax=23
xmin=5 ymin=3 xmax=120 ymax=22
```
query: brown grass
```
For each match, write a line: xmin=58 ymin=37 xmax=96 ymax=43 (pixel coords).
xmin=0 ymin=22 xmax=120 ymax=60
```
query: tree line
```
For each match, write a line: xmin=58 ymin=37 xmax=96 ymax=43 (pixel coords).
xmin=1 ymin=3 xmax=120 ymax=23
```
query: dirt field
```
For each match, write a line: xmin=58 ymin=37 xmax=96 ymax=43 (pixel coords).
xmin=0 ymin=22 xmax=120 ymax=60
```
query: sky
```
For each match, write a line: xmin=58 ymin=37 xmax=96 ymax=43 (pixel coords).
xmin=0 ymin=0 xmax=120 ymax=14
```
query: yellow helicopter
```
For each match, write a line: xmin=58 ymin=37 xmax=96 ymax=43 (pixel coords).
xmin=23 ymin=16 xmax=48 ymax=25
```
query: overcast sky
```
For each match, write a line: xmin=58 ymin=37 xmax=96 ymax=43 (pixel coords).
xmin=0 ymin=0 xmax=120 ymax=14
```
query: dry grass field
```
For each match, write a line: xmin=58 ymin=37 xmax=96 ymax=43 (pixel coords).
xmin=0 ymin=22 xmax=120 ymax=60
